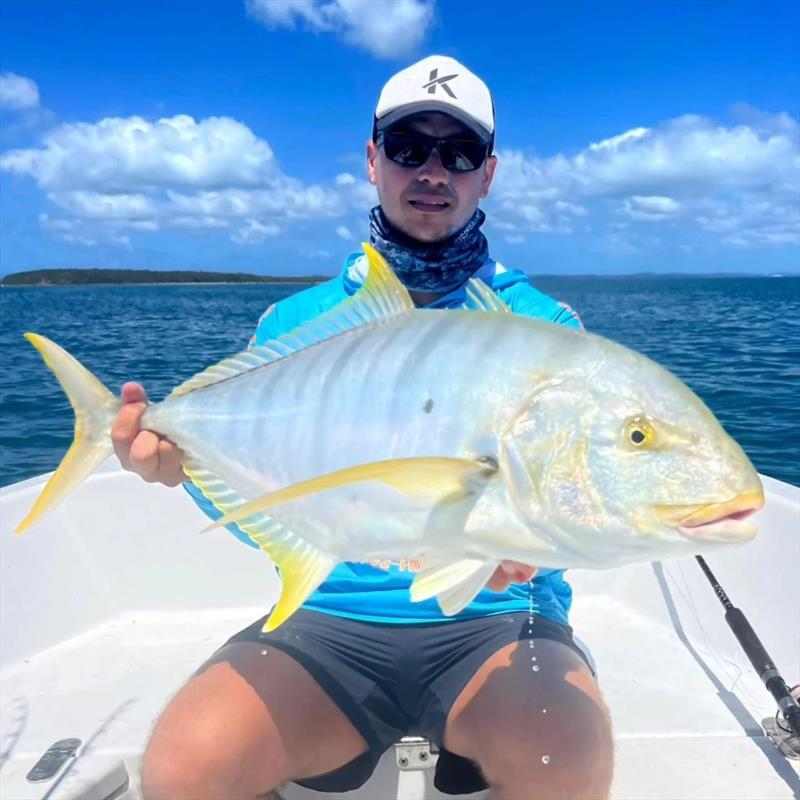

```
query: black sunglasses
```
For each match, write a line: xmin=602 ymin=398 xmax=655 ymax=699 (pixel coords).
xmin=377 ymin=128 xmax=489 ymax=173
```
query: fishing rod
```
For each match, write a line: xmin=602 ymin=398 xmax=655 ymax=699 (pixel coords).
xmin=696 ymin=555 xmax=800 ymax=741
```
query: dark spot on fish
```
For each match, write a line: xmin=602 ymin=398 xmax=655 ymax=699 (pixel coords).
xmin=477 ymin=455 xmax=499 ymax=472
xmin=423 ymin=399 xmax=434 ymax=413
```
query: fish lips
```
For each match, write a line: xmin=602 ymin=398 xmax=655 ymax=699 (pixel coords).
xmin=655 ymin=490 xmax=764 ymax=543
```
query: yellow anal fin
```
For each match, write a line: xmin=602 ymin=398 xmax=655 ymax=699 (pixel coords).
xmin=203 ymin=456 xmax=498 ymax=533
xmin=410 ymin=557 xmax=499 ymax=616
xmin=263 ymin=547 xmax=337 ymax=632
xmin=183 ymin=458 xmax=335 ymax=632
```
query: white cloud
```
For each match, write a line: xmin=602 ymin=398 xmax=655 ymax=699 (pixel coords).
xmin=337 ymin=176 xmax=377 ymax=210
xmin=336 ymin=224 xmax=354 ymax=239
xmin=335 ymin=172 xmax=357 ymax=186
xmin=623 ymin=195 xmax=681 ymax=221
xmin=0 ymin=115 xmax=277 ymax=192
xmin=587 ymin=127 xmax=650 ymax=152
xmin=231 ymin=219 xmax=282 ymax=245
xmin=39 ymin=214 xmax=132 ymax=248
xmin=489 ymin=110 xmax=800 ymax=248
xmin=245 ymin=0 xmax=434 ymax=59
xmin=0 ymin=73 xmax=40 ymax=110
xmin=1 ymin=113 xmax=355 ymax=247
xmin=49 ymin=190 xmax=159 ymax=220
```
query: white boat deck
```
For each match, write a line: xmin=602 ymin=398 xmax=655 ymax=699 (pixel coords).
xmin=1 ymin=463 xmax=799 ymax=799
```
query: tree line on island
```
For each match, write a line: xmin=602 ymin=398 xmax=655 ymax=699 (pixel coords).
xmin=0 ymin=268 xmax=328 ymax=286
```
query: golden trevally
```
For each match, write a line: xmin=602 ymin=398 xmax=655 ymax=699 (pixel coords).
xmin=16 ymin=244 xmax=764 ymax=631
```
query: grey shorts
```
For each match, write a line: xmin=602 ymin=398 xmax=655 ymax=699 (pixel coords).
xmin=225 ymin=608 xmax=591 ymax=794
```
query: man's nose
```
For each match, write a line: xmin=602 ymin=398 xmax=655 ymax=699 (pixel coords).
xmin=417 ymin=146 xmax=449 ymax=184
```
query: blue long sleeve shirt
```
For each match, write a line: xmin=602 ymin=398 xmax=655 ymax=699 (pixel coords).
xmin=185 ymin=252 xmax=583 ymax=625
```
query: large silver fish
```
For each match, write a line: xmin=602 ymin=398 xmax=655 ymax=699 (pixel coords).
xmin=16 ymin=244 xmax=764 ymax=630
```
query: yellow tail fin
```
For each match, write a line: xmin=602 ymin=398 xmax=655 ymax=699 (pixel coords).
xmin=15 ymin=333 xmax=121 ymax=534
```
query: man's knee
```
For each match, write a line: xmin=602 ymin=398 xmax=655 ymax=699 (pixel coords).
xmin=140 ymin=690 xmax=287 ymax=800
xmin=141 ymin=723 xmax=283 ymax=800
xmin=479 ymin=699 xmax=613 ymax=800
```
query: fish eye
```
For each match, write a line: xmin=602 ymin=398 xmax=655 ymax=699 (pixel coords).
xmin=624 ymin=417 xmax=656 ymax=449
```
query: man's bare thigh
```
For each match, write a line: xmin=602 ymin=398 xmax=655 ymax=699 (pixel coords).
xmin=145 ymin=641 xmax=368 ymax=791
xmin=443 ymin=638 xmax=613 ymax=796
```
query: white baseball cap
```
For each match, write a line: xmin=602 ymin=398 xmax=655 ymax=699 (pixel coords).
xmin=374 ymin=55 xmax=495 ymax=146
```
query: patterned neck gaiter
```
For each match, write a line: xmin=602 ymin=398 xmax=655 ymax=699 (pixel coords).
xmin=368 ymin=205 xmax=489 ymax=293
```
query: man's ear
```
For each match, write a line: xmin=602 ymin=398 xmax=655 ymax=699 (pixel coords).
xmin=367 ymin=139 xmax=378 ymax=186
xmin=481 ymin=154 xmax=498 ymax=198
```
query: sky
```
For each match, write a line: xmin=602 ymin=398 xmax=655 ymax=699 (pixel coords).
xmin=0 ymin=0 xmax=798 ymax=277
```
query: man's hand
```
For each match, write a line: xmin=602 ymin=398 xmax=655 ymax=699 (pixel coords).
xmin=111 ymin=382 xmax=187 ymax=487
xmin=486 ymin=560 xmax=539 ymax=591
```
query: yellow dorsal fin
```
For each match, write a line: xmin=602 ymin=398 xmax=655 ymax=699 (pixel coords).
xmin=203 ymin=456 xmax=498 ymax=533
xmin=168 ymin=243 xmax=413 ymax=399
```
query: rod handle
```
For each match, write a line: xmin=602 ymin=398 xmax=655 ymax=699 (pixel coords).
xmin=724 ymin=608 xmax=775 ymax=674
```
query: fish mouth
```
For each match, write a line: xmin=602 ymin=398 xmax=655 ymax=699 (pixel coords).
xmin=654 ymin=490 xmax=764 ymax=543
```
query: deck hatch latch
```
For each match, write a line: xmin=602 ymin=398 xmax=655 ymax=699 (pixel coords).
xmin=26 ymin=737 xmax=82 ymax=782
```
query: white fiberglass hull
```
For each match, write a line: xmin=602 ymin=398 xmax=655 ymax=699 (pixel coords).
xmin=1 ymin=462 xmax=798 ymax=799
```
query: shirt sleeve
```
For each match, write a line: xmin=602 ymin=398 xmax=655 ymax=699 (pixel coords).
xmin=507 ymin=282 xmax=585 ymax=331
xmin=182 ymin=298 xmax=295 ymax=549
xmin=550 ymin=301 xmax=584 ymax=331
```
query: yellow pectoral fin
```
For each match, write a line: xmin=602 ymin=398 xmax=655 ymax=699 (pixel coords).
xmin=263 ymin=548 xmax=337 ymax=632
xmin=410 ymin=557 xmax=499 ymax=616
xmin=202 ymin=456 xmax=498 ymax=533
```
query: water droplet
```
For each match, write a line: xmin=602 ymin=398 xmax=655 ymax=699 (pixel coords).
xmin=532 ymin=655 xmax=537 ymax=661
xmin=541 ymin=708 xmax=547 ymax=714
xmin=533 ymin=665 xmax=540 ymax=672
xmin=541 ymin=755 xmax=550 ymax=765
xmin=261 ymin=649 xmax=268 ymax=655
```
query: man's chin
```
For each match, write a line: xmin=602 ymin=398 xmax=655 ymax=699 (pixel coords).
xmin=397 ymin=215 xmax=458 ymax=243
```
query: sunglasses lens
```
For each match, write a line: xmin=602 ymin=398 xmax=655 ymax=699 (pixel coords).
xmin=382 ymin=132 xmax=430 ymax=167
xmin=439 ymin=140 xmax=487 ymax=172
xmin=381 ymin=131 xmax=486 ymax=172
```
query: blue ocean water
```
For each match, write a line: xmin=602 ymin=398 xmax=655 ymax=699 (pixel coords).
xmin=1 ymin=276 xmax=798 ymax=488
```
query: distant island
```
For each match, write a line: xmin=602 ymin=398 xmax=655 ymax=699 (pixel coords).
xmin=1 ymin=267 xmax=796 ymax=287
xmin=0 ymin=268 xmax=329 ymax=286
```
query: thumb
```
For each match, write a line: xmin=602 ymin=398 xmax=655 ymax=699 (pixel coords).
xmin=121 ymin=382 xmax=148 ymax=405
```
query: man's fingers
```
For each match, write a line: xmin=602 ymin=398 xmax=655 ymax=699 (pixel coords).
xmin=486 ymin=572 xmax=509 ymax=591
xmin=486 ymin=567 xmax=512 ymax=591
xmin=515 ymin=565 xmax=539 ymax=582
xmin=157 ymin=439 xmax=187 ymax=486
xmin=111 ymin=401 xmax=148 ymax=468
xmin=486 ymin=562 xmax=540 ymax=592
xmin=129 ymin=431 xmax=162 ymax=481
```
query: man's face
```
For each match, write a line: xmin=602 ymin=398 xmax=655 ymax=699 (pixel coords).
xmin=367 ymin=112 xmax=498 ymax=243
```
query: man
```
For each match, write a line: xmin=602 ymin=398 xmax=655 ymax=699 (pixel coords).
xmin=117 ymin=56 xmax=614 ymax=799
